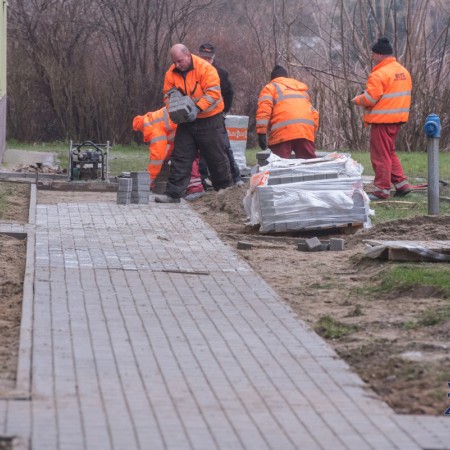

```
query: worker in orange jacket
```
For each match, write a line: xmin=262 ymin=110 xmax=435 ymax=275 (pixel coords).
xmin=352 ymin=37 xmax=412 ymax=200
xmin=132 ymin=107 xmax=204 ymax=201
xmin=155 ymin=43 xmax=232 ymax=203
xmin=256 ymin=65 xmax=319 ymax=159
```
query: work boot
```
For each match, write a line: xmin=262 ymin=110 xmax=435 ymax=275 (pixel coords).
xmin=367 ymin=193 xmax=385 ymax=201
xmin=154 ymin=194 xmax=180 ymax=204
xmin=393 ymin=187 xmax=412 ymax=197
xmin=184 ymin=191 xmax=205 ymax=201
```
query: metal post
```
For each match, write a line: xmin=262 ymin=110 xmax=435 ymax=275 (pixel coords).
xmin=423 ymin=114 xmax=441 ymax=216
xmin=427 ymin=137 xmax=439 ymax=215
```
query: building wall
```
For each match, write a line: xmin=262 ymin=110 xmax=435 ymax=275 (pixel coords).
xmin=0 ymin=97 xmax=5 ymax=161
xmin=0 ymin=0 xmax=7 ymax=163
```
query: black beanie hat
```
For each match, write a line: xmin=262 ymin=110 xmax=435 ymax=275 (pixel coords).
xmin=270 ymin=65 xmax=288 ymax=80
xmin=371 ymin=37 xmax=393 ymax=55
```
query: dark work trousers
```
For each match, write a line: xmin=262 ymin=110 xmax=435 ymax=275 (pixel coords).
xmin=270 ymin=138 xmax=317 ymax=159
xmin=165 ymin=114 xmax=233 ymax=198
xmin=199 ymin=119 xmax=242 ymax=184
xmin=370 ymin=123 xmax=409 ymax=198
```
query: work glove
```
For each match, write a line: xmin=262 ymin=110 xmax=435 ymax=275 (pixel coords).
xmin=257 ymin=133 xmax=267 ymax=150
xmin=186 ymin=105 xmax=200 ymax=122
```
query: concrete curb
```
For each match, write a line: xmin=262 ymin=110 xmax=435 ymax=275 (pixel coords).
xmin=14 ymin=183 xmax=36 ymax=398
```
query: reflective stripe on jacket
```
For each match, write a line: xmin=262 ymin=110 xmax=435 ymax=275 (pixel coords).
xmin=353 ymin=57 xmax=412 ymax=125
xmin=256 ymin=77 xmax=319 ymax=146
xmin=163 ymin=54 xmax=224 ymax=118
xmin=132 ymin=107 xmax=177 ymax=181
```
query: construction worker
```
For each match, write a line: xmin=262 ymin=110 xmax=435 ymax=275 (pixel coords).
xmin=352 ymin=37 xmax=412 ymax=200
xmin=256 ymin=65 xmax=319 ymax=159
xmin=132 ymin=107 xmax=204 ymax=201
xmin=197 ymin=43 xmax=243 ymax=187
xmin=154 ymin=43 xmax=233 ymax=204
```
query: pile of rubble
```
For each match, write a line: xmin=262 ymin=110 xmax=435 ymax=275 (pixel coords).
xmin=11 ymin=163 xmax=65 ymax=174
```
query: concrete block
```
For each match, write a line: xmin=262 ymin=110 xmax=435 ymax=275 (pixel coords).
xmin=330 ymin=238 xmax=345 ymax=251
xmin=305 ymin=237 xmax=322 ymax=252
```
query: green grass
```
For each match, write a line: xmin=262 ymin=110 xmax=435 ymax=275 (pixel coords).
xmin=380 ymin=266 xmax=450 ymax=298
xmin=314 ymin=315 xmax=359 ymax=339
xmin=358 ymin=265 xmax=450 ymax=300
xmin=368 ymin=193 xmax=450 ymax=224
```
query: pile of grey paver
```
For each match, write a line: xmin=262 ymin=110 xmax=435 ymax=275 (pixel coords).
xmin=117 ymin=171 xmax=150 ymax=205
xmin=244 ymin=152 xmax=371 ymax=233
xmin=257 ymin=177 xmax=368 ymax=232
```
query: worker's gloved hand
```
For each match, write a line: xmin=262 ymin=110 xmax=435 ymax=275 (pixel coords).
xmin=186 ymin=105 xmax=200 ymax=122
xmin=257 ymin=133 xmax=267 ymax=150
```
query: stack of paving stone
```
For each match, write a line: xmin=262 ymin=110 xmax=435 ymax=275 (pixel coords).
xmin=130 ymin=171 xmax=150 ymax=204
xmin=225 ymin=115 xmax=249 ymax=171
xmin=244 ymin=153 xmax=370 ymax=233
xmin=257 ymin=177 xmax=369 ymax=233
xmin=116 ymin=175 xmax=132 ymax=205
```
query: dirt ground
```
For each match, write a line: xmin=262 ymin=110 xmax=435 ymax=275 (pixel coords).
xmin=1 ymin=179 xmax=450 ymax=416
xmin=0 ymin=182 xmax=28 ymax=392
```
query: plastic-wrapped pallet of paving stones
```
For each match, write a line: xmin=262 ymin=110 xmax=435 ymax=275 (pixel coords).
xmin=243 ymin=152 xmax=372 ymax=233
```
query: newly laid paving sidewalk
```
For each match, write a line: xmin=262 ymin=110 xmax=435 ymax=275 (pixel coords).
xmin=0 ymin=189 xmax=449 ymax=449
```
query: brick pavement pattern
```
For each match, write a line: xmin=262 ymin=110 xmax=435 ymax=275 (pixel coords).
xmin=1 ymin=195 xmax=449 ymax=449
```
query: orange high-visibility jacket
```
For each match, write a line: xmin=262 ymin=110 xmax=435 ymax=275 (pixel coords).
xmin=132 ymin=107 xmax=177 ymax=181
xmin=163 ymin=54 xmax=224 ymax=118
xmin=352 ymin=57 xmax=412 ymax=125
xmin=256 ymin=77 xmax=319 ymax=146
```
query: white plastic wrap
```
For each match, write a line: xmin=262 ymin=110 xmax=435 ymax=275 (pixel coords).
xmin=243 ymin=174 xmax=373 ymax=233
xmin=261 ymin=152 xmax=363 ymax=178
xmin=225 ymin=115 xmax=249 ymax=170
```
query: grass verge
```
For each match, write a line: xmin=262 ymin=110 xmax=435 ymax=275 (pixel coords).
xmin=356 ymin=265 xmax=450 ymax=302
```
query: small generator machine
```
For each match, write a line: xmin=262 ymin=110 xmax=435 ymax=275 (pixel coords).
xmin=68 ymin=140 xmax=110 ymax=181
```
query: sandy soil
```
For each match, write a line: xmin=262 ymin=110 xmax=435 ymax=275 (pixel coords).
xmin=1 ymin=180 xmax=450 ymax=416
xmin=0 ymin=182 xmax=28 ymax=391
